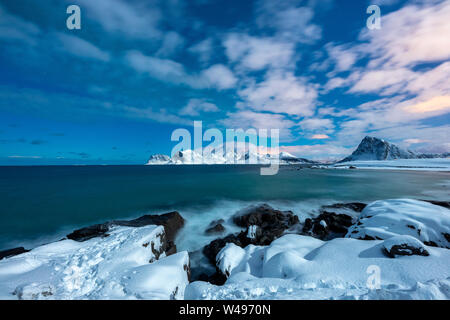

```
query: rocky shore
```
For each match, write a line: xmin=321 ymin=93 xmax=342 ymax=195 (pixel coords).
xmin=0 ymin=198 xmax=449 ymax=299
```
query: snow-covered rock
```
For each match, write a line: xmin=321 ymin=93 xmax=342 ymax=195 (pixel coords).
xmin=346 ymin=199 xmax=450 ymax=248
xmin=0 ymin=226 xmax=190 ymax=300
xmin=186 ymin=233 xmax=450 ymax=300
xmin=122 ymin=251 xmax=190 ymax=300
xmin=383 ymin=235 xmax=429 ymax=258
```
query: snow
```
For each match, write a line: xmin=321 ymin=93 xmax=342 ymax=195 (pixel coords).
xmin=346 ymin=199 xmax=450 ymax=248
xmin=383 ymin=235 xmax=428 ymax=256
xmin=334 ymin=158 xmax=450 ymax=171
xmin=146 ymin=148 xmax=312 ymax=165
xmin=186 ymin=234 xmax=450 ymax=300
xmin=0 ymin=225 xmax=190 ymax=300
xmin=186 ymin=199 xmax=450 ymax=300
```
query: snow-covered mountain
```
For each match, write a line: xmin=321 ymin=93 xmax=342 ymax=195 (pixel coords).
xmin=340 ymin=136 xmax=449 ymax=162
xmin=340 ymin=136 xmax=418 ymax=162
xmin=146 ymin=150 xmax=315 ymax=165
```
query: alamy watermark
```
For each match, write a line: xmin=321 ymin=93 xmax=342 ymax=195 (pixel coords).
xmin=66 ymin=5 xmax=81 ymax=30
xmin=366 ymin=265 xmax=381 ymax=290
xmin=366 ymin=5 xmax=381 ymax=30
xmin=170 ymin=121 xmax=280 ymax=175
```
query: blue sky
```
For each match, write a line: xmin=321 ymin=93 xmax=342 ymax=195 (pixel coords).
xmin=0 ymin=0 xmax=449 ymax=164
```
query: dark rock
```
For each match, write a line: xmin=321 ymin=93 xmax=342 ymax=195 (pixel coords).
xmin=232 ymin=203 xmax=299 ymax=229
xmin=208 ymin=219 xmax=225 ymax=226
xmin=302 ymin=211 xmax=354 ymax=240
xmin=202 ymin=204 xmax=300 ymax=266
xmin=67 ymin=223 xmax=110 ymax=242
xmin=421 ymin=200 xmax=450 ymax=210
xmin=205 ymin=223 xmax=226 ymax=235
xmin=0 ymin=247 xmax=29 ymax=260
xmin=67 ymin=211 xmax=185 ymax=257
xmin=203 ymin=234 xmax=244 ymax=265
xmin=349 ymin=166 xmax=357 ymax=169
xmin=113 ymin=211 xmax=184 ymax=243
xmin=384 ymin=244 xmax=430 ymax=258
xmin=322 ymin=202 xmax=367 ymax=213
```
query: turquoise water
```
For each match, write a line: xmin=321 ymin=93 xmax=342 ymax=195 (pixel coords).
xmin=0 ymin=165 xmax=449 ymax=251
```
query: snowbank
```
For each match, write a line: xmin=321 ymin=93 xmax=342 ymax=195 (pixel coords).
xmin=346 ymin=199 xmax=450 ymax=248
xmin=186 ymin=234 xmax=450 ymax=300
xmin=0 ymin=226 xmax=189 ymax=300
xmin=187 ymin=199 xmax=450 ymax=300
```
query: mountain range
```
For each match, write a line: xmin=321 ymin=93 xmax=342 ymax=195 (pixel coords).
xmin=146 ymin=136 xmax=449 ymax=165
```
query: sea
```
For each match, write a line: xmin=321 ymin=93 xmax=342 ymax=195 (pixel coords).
xmin=0 ymin=165 xmax=449 ymax=252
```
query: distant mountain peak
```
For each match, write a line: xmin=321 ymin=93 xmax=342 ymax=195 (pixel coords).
xmin=340 ymin=136 xmax=416 ymax=162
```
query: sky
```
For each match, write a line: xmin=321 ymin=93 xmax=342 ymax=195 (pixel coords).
xmin=0 ymin=0 xmax=449 ymax=165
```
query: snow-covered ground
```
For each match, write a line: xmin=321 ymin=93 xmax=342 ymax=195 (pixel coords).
xmin=1 ymin=199 xmax=449 ymax=300
xmin=333 ymin=158 xmax=450 ymax=171
xmin=0 ymin=225 xmax=189 ymax=300
xmin=186 ymin=200 xmax=450 ymax=300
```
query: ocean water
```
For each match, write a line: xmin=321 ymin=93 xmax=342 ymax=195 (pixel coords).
xmin=0 ymin=165 xmax=449 ymax=252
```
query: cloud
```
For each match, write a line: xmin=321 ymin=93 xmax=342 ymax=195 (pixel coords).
xmin=224 ymin=33 xmax=295 ymax=71
xmin=280 ymin=143 xmax=352 ymax=160
xmin=405 ymin=96 xmax=450 ymax=114
xmin=311 ymin=134 xmax=330 ymax=139
xmin=238 ymin=70 xmax=318 ymax=116
xmin=125 ymin=50 xmax=186 ymax=83
xmin=125 ymin=51 xmax=236 ymax=90
xmin=255 ymin=0 xmax=322 ymax=43
xmin=0 ymin=5 xmax=41 ymax=45
xmin=221 ymin=110 xmax=296 ymax=141
xmin=55 ymin=33 xmax=111 ymax=62
xmin=8 ymin=155 xmax=42 ymax=159
xmin=72 ymin=0 xmax=162 ymax=39
xmin=360 ymin=1 xmax=450 ymax=68
xmin=179 ymin=99 xmax=220 ymax=116
xmin=200 ymin=64 xmax=237 ymax=90
xmin=188 ymin=38 xmax=214 ymax=64
xmin=155 ymin=31 xmax=185 ymax=57
xmin=299 ymin=118 xmax=334 ymax=131
xmin=30 ymin=140 xmax=47 ymax=145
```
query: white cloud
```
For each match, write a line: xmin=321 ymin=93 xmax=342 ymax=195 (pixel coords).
xmin=188 ymin=38 xmax=214 ymax=64
xmin=360 ymin=1 xmax=450 ymax=68
xmin=200 ymin=64 xmax=237 ymax=90
xmin=299 ymin=118 xmax=334 ymax=131
xmin=125 ymin=50 xmax=186 ymax=83
xmin=55 ymin=33 xmax=110 ymax=62
xmin=126 ymin=51 xmax=236 ymax=90
xmin=73 ymin=0 xmax=162 ymax=39
xmin=223 ymin=34 xmax=295 ymax=71
xmin=238 ymin=70 xmax=318 ymax=116
xmin=255 ymin=0 xmax=322 ymax=43
xmin=311 ymin=134 xmax=330 ymax=139
xmin=155 ymin=31 xmax=185 ymax=57
xmin=179 ymin=99 xmax=220 ymax=116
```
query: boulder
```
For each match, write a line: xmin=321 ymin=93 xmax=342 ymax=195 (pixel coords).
xmin=66 ymin=211 xmax=185 ymax=256
xmin=203 ymin=204 xmax=300 ymax=266
xmin=232 ymin=203 xmax=299 ymax=230
xmin=346 ymin=199 xmax=450 ymax=249
xmin=321 ymin=202 xmax=367 ymax=213
xmin=205 ymin=223 xmax=225 ymax=235
xmin=302 ymin=211 xmax=354 ymax=240
xmin=0 ymin=247 xmax=29 ymax=260
xmin=383 ymin=235 xmax=430 ymax=258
